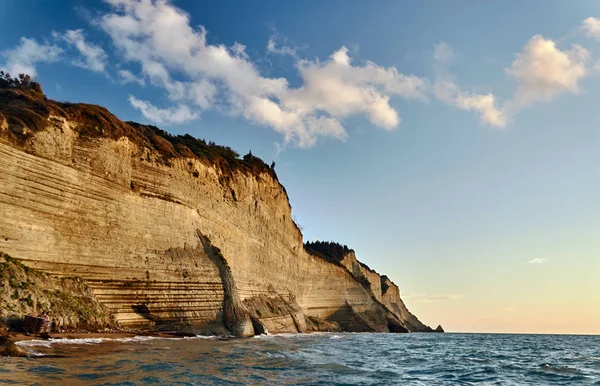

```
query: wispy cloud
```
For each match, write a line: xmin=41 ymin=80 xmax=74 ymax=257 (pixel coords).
xmin=402 ymin=293 xmax=464 ymax=303
xmin=433 ymin=42 xmax=456 ymax=65
xmin=432 ymin=42 xmax=506 ymax=127
xmin=527 ymin=257 xmax=547 ymax=264
xmin=582 ymin=17 xmax=600 ymax=41
xmin=266 ymin=29 xmax=305 ymax=58
xmin=433 ymin=33 xmax=591 ymax=128
xmin=1 ymin=37 xmax=62 ymax=77
xmin=118 ymin=69 xmax=145 ymax=86
xmin=128 ymin=95 xmax=198 ymax=124
xmin=54 ymin=29 xmax=108 ymax=73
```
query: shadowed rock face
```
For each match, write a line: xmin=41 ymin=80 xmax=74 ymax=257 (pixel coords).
xmin=0 ymin=336 xmax=27 ymax=357
xmin=197 ymin=232 xmax=254 ymax=337
xmin=0 ymin=85 xmax=438 ymax=335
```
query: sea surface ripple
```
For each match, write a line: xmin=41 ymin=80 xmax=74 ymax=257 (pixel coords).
xmin=3 ymin=332 xmax=600 ymax=385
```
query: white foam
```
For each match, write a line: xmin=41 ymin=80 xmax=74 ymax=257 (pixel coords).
xmin=16 ymin=334 xmax=219 ymax=347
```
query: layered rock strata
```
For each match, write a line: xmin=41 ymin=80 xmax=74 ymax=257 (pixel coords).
xmin=0 ymin=84 xmax=439 ymax=335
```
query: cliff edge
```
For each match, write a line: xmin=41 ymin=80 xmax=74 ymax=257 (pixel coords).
xmin=0 ymin=77 xmax=440 ymax=335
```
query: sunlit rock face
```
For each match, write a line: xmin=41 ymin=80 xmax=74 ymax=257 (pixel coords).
xmin=0 ymin=86 xmax=434 ymax=334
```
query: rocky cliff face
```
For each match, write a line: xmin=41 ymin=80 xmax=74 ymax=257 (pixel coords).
xmin=0 ymin=252 xmax=113 ymax=331
xmin=0 ymin=85 xmax=438 ymax=335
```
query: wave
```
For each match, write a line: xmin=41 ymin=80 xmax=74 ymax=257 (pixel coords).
xmin=16 ymin=334 xmax=220 ymax=348
xmin=541 ymin=364 xmax=584 ymax=375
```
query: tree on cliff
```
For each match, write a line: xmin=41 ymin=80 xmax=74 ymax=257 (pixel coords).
xmin=0 ymin=72 xmax=43 ymax=93
xmin=304 ymin=241 xmax=353 ymax=265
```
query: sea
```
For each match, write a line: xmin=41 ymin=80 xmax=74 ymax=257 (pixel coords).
xmin=3 ymin=332 xmax=599 ymax=385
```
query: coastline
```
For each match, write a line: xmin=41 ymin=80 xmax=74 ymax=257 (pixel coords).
xmin=8 ymin=329 xmax=217 ymax=344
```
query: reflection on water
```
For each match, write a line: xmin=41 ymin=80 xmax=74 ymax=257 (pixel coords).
xmin=3 ymin=333 xmax=600 ymax=385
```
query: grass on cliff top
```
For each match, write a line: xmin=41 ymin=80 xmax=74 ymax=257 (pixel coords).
xmin=0 ymin=252 xmax=113 ymax=331
xmin=0 ymin=73 xmax=278 ymax=182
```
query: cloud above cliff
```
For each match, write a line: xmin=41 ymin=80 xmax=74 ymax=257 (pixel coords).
xmin=128 ymin=95 xmax=198 ymax=124
xmin=505 ymin=35 xmax=589 ymax=112
xmin=1 ymin=37 xmax=62 ymax=78
xmin=432 ymin=42 xmax=506 ymax=127
xmin=434 ymin=34 xmax=591 ymax=127
xmin=94 ymin=0 xmax=427 ymax=147
xmin=54 ymin=29 xmax=108 ymax=73
xmin=527 ymin=257 xmax=547 ymax=264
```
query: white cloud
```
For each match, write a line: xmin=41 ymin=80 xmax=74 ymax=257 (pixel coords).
xmin=117 ymin=69 xmax=145 ymax=85
xmin=266 ymin=29 xmax=311 ymax=60
xmin=402 ymin=293 xmax=464 ymax=303
xmin=1 ymin=37 xmax=62 ymax=77
xmin=267 ymin=39 xmax=297 ymax=57
xmin=266 ymin=30 xmax=301 ymax=57
xmin=433 ymin=35 xmax=590 ymax=127
xmin=432 ymin=43 xmax=506 ymax=127
xmin=506 ymin=35 xmax=589 ymax=110
xmin=128 ymin=95 xmax=198 ymax=124
xmin=56 ymin=29 xmax=107 ymax=73
xmin=282 ymin=46 xmax=428 ymax=144
xmin=582 ymin=17 xmax=600 ymax=40
xmin=527 ymin=257 xmax=547 ymax=264
xmin=456 ymin=93 xmax=506 ymax=127
xmin=97 ymin=0 xmax=427 ymax=147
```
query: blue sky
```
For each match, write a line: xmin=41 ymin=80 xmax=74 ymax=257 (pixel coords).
xmin=1 ymin=0 xmax=599 ymax=334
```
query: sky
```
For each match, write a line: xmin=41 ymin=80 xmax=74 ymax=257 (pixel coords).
xmin=1 ymin=0 xmax=599 ymax=334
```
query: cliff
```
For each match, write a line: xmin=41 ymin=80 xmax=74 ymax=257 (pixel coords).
xmin=307 ymin=242 xmax=438 ymax=332
xmin=0 ymin=80 xmax=438 ymax=335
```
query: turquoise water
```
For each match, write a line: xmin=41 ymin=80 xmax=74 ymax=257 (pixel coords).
xmin=4 ymin=333 xmax=600 ymax=385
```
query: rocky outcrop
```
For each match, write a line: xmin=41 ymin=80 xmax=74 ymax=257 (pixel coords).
xmin=0 ymin=335 xmax=27 ymax=357
xmin=0 ymin=252 xmax=113 ymax=331
xmin=381 ymin=275 xmax=440 ymax=332
xmin=0 ymin=84 xmax=438 ymax=335
xmin=197 ymin=232 xmax=253 ymax=337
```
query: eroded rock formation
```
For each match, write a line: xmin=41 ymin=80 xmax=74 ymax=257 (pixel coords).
xmin=0 ymin=83 xmax=440 ymax=335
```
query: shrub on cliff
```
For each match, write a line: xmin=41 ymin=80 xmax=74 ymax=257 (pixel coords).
xmin=304 ymin=241 xmax=353 ymax=265
xmin=132 ymin=124 xmax=277 ymax=180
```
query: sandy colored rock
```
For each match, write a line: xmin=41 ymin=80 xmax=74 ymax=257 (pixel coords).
xmin=0 ymin=86 xmax=438 ymax=335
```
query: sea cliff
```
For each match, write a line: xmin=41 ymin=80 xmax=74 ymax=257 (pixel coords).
xmin=0 ymin=79 xmax=440 ymax=336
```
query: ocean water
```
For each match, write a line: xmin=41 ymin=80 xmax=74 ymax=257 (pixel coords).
xmin=3 ymin=332 xmax=599 ymax=385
